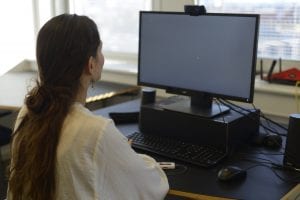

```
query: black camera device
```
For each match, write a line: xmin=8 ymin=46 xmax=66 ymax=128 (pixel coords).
xmin=184 ymin=5 xmax=206 ymax=16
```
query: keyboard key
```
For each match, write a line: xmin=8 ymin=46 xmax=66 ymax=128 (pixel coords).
xmin=128 ymin=132 xmax=227 ymax=168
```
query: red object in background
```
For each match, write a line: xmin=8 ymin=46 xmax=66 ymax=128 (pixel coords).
xmin=271 ymin=68 xmax=300 ymax=80
xmin=270 ymin=68 xmax=300 ymax=85
xmin=260 ymin=59 xmax=300 ymax=85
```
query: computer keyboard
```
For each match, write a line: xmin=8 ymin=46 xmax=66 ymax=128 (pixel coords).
xmin=128 ymin=132 xmax=227 ymax=168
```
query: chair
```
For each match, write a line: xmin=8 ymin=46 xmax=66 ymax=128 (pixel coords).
xmin=0 ymin=125 xmax=11 ymax=147
xmin=0 ymin=110 xmax=12 ymax=162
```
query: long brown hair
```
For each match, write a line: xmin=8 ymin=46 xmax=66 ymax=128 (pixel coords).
xmin=8 ymin=14 xmax=100 ymax=200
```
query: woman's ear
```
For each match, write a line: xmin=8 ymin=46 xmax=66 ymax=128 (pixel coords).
xmin=86 ymin=56 xmax=95 ymax=75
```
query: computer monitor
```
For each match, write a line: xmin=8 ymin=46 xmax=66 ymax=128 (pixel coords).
xmin=138 ymin=11 xmax=259 ymax=118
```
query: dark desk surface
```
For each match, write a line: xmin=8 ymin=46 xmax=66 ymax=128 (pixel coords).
xmin=93 ymin=99 xmax=299 ymax=200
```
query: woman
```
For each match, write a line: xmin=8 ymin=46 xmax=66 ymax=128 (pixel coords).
xmin=7 ymin=14 xmax=169 ymax=200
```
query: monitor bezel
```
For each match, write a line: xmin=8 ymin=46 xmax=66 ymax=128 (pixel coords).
xmin=138 ymin=11 xmax=260 ymax=103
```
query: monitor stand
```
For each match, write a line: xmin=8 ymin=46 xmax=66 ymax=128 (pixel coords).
xmin=162 ymin=95 xmax=230 ymax=118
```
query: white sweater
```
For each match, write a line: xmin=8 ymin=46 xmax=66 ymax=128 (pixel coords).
xmin=9 ymin=103 xmax=169 ymax=200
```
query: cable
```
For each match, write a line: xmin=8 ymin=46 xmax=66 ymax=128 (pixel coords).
xmin=239 ymin=151 xmax=284 ymax=156
xmin=218 ymin=99 xmax=287 ymax=136
xmin=240 ymin=156 xmax=276 ymax=165
xmin=225 ymin=99 xmax=287 ymax=132
xmin=217 ymin=99 xmax=258 ymax=123
xmin=164 ymin=163 xmax=189 ymax=176
xmin=215 ymin=98 xmax=283 ymax=137
xmin=212 ymin=100 xmax=300 ymax=183
xmin=214 ymin=99 xmax=300 ymax=177
xmin=257 ymin=110 xmax=282 ymax=133
xmin=231 ymin=137 xmax=284 ymax=155
xmin=241 ymin=158 xmax=300 ymax=183
xmin=219 ymin=100 xmax=300 ymax=164
xmin=215 ymin=99 xmax=300 ymax=165
xmin=256 ymin=110 xmax=288 ymax=132
xmin=272 ymin=163 xmax=300 ymax=173
xmin=214 ymin=98 xmax=226 ymax=124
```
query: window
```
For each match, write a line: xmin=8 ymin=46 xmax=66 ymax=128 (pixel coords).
xmin=196 ymin=0 xmax=300 ymax=61
xmin=69 ymin=0 xmax=152 ymax=72
xmin=0 ymin=0 xmax=56 ymax=76
xmin=0 ymin=0 xmax=35 ymax=75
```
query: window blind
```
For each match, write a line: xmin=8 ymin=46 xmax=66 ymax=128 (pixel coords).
xmin=197 ymin=0 xmax=300 ymax=61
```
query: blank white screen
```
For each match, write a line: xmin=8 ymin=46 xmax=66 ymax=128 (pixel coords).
xmin=139 ymin=13 xmax=258 ymax=102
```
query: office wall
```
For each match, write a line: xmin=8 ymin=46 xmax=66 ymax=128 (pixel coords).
xmin=153 ymin=0 xmax=193 ymax=11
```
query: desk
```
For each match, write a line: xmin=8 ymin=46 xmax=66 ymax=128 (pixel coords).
xmin=0 ymin=71 xmax=140 ymax=111
xmin=93 ymin=99 xmax=299 ymax=200
xmin=0 ymin=71 xmax=35 ymax=110
xmin=0 ymin=70 xmax=140 ymax=131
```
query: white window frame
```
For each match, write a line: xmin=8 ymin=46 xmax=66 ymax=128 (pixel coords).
xmin=3 ymin=0 xmax=299 ymax=76
xmin=194 ymin=0 xmax=300 ymax=72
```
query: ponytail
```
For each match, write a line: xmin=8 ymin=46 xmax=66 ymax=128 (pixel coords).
xmin=8 ymin=14 xmax=100 ymax=200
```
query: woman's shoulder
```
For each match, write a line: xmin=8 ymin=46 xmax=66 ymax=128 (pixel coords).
xmin=69 ymin=102 xmax=112 ymax=129
xmin=59 ymin=103 xmax=114 ymax=148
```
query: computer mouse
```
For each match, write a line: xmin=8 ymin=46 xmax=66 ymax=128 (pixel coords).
xmin=251 ymin=134 xmax=282 ymax=149
xmin=217 ymin=165 xmax=247 ymax=182
xmin=263 ymin=134 xmax=282 ymax=149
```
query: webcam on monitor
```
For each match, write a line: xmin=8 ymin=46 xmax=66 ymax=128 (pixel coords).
xmin=184 ymin=5 xmax=206 ymax=16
